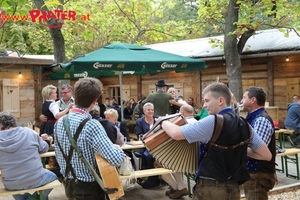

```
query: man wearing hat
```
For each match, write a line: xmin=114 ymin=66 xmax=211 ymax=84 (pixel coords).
xmin=142 ymin=79 xmax=174 ymax=116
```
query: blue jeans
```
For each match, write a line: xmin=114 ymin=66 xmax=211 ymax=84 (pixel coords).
xmin=12 ymin=169 xmax=57 ymax=200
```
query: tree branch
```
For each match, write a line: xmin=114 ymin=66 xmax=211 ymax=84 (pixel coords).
xmin=258 ymin=23 xmax=300 ymax=37
xmin=114 ymin=0 xmax=141 ymax=32
xmin=237 ymin=29 xmax=255 ymax=54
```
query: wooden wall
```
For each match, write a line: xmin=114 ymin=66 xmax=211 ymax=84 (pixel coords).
xmin=202 ymin=53 xmax=300 ymax=127
xmin=0 ymin=64 xmax=43 ymax=126
xmin=100 ymin=71 xmax=201 ymax=107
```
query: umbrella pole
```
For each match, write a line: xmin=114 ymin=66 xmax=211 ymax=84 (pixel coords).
xmin=119 ymin=72 xmax=124 ymax=121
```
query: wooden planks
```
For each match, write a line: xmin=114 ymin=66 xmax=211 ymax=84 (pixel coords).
xmin=119 ymin=168 xmax=173 ymax=181
xmin=0 ymin=180 xmax=61 ymax=197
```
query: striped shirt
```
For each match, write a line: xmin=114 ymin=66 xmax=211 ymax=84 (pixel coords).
xmin=54 ymin=107 xmax=124 ymax=182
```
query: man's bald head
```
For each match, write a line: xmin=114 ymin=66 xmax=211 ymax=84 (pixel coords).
xmin=180 ymin=104 xmax=194 ymax=117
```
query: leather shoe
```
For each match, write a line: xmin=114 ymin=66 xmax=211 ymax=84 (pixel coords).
xmin=165 ymin=188 xmax=176 ymax=196
xmin=169 ymin=188 xmax=188 ymax=199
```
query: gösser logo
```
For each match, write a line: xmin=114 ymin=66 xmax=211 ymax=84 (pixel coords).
xmin=93 ymin=62 xmax=113 ymax=69
xmin=74 ymin=71 xmax=89 ymax=78
xmin=161 ymin=62 xmax=177 ymax=69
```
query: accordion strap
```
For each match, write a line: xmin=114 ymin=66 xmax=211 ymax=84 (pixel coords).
xmin=206 ymin=114 xmax=224 ymax=152
xmin=209 ymin=116 xmax=252 ymax=150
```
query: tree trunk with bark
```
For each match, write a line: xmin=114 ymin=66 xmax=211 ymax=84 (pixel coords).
xmin=224 ymin=0 xmax=243 ymax=101
xmin=224 ymin=0 xmax=255 ymax=101
xmin=32 ymin=0 xmax=66 ymax=63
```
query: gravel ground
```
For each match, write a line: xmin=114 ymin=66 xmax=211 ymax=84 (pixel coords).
xmin=268 ymin=189 xmax=300 ymax=200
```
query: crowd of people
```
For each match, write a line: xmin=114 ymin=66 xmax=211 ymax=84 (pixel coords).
xmin=0 ymin=77 xmax=287 ymax=200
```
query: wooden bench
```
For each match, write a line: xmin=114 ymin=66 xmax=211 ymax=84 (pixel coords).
xmin=0 ymin=180 xmax=61 ymax=200
xmin=276 ymin=148 xmax=300 ymax=179
xmin=275 ymin=129 xmax=294 ymax=148
xmin=119 ymin=168 xmax=173 ymax=181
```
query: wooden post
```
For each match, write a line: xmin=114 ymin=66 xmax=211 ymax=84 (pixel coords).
xmin=34 ymin=66 xmax=43 ymax=128
xmin=267 ymin=57 xmax=274 ymax=106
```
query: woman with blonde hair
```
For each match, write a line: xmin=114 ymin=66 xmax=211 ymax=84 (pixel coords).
xmin=167 ymin=87 xmax=182 ymax=114
xmin=167 ymin=87 xmax=177 ymax=98
xmin=40 ymin=85 xmax=73 ymax=141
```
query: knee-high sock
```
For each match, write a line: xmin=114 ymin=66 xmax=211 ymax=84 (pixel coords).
xmin=173 ymin=172 xmax=186 ymax=190
xmin=161 ymin=174 xmax=177 ymax=190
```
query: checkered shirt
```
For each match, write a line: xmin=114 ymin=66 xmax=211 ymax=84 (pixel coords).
xmin=54 ymin=108 xmax=124 ymax=182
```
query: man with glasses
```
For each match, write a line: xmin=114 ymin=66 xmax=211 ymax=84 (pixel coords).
xmin=40 ymin=84 xmax=74 ymax=122
xmin=56 ymin=84 xmax=75 ymax=112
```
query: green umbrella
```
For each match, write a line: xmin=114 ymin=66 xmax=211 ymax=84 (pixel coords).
xmin=49 ymin=64 xmax=151 ymax=80
xmin=49 ymin=42 xmax=208 ymax=119
xmin=50 ymin=42 xmax=207 ymax=78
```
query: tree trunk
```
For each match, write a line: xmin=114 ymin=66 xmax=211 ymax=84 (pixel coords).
xmin=32 ymin=0 xmax=66 ymax=63
xmin=224 ymin=0 xmax=243 ymax=101
xmin=49 ymin=27 xmax=66 ymax=63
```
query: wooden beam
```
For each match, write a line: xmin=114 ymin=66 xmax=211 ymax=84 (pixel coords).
xmin=196 ymin=70 xmax=201 ymax=108
xmin=267 ymin=57 xmax=274 ymax=106
xmin=0 ymin=57 xmax=53 ymax=65
xmin=34 ymin=66 xmax=43 ymax=128
xmin=136 ymin=75 xmax=142 ymax=100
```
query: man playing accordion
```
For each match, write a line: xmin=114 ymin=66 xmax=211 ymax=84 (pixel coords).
xmin=161 ymin=82 xmax=272 ymax=200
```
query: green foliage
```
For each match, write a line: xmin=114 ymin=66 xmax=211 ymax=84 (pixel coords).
xmin=0 ymin=0 xmax=299 ymax=61
xmin=197 ymin=0 xmax=300 ymax=39
xmin=0 ymin=0 xmax=203 ymax=59
xmin=59 ymin=0 xmax=202 ymax=59
xmin=0 ymin=0 xmax=53 ymax=55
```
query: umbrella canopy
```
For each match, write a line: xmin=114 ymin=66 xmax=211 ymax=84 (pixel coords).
xmin=48 ymin=65 xmax=148 ymax=80
xmin=49 ymin=42 xmax=208 ymax=120
xmin=49 ymin=42 xmax=207 ymax=80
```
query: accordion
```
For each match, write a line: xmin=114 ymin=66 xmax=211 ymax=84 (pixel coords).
xmin=142 ymin=113 xmax=199 ymax=174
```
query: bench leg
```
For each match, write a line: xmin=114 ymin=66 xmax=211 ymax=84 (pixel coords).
xmin=41 ymin=158 xmax=46 ymax=168
xmin=184 ymin=173 xmax=194 ymax=198
xmin=284 ymin=154 xmax=300 ymax=179
xmin=295 ymin=154 xmax=300 ymax=180
xmin=25 ymin=190 xmax=45 ymax=200
xmin=284 ymin=155 xmax=289 ymax=178
xmin=25 ymin=192 xmax=39 ymax=200
xmin=275 ymin=155 xmax=285 ymax=173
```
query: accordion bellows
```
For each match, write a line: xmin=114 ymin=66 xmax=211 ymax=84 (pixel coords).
xmin=142 ymin=113 xmax=199 ymax=174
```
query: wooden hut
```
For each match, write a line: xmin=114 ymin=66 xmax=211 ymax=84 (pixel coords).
xmin=44 ymin=29 xmax=300 ymax=127
xmin=147 ymin=28 xmax=300 ymax=127
xmin=0 ymin=55 xmax=53 ymax=126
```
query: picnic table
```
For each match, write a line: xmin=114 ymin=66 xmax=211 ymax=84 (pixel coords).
xmin=275 ymin=129 xmax=294 ymax=148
